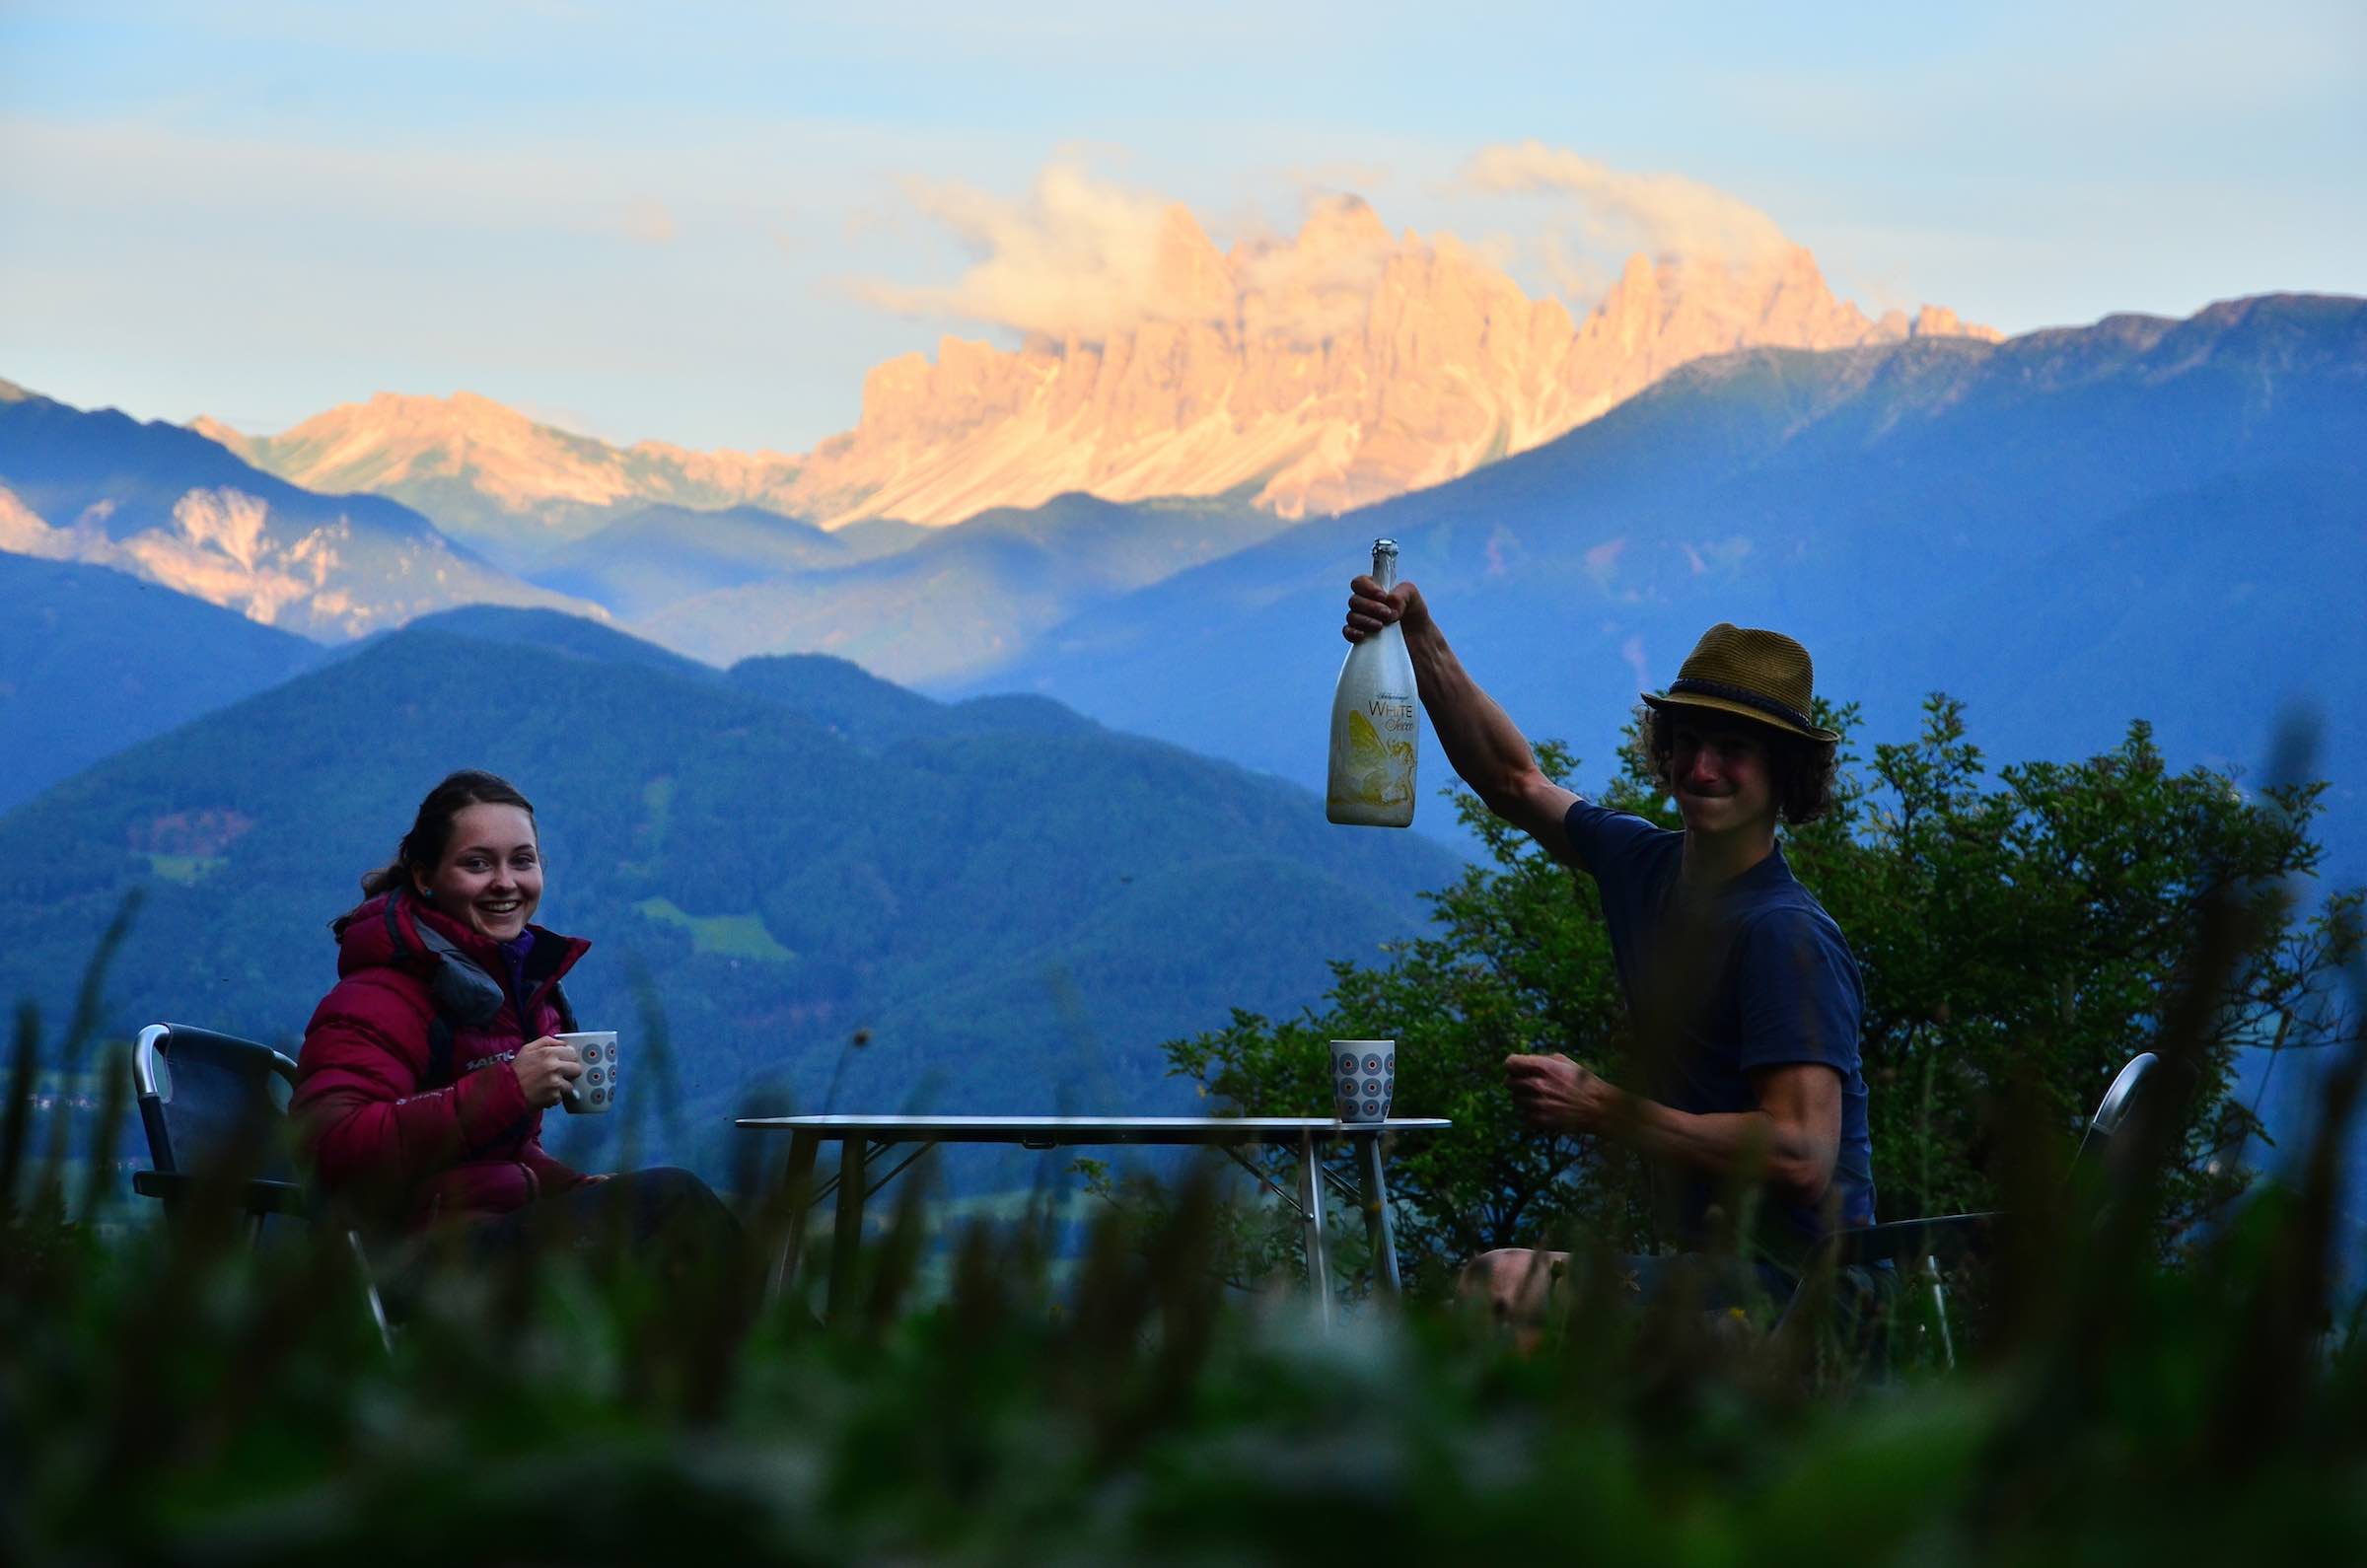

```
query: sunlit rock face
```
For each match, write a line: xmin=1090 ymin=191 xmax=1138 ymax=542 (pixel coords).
xmin=785 ymin=199 xmax=1995 ymax=527
xmin=0 ymin=477 xmax=593 ymax=637
xmin=190 ymin=395 xmax=807 ymax=552
xmin=201 ymin=198 xmax=1994 ymax=536
xmin=1 ymin=383 xmax=600 ymax=639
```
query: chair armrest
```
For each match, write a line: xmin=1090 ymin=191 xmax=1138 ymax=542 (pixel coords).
xmin=1821 ymin=1212 xmax=2000 ymax=1267
xmin=131 ymin=1170 xmax=312 ymax=1217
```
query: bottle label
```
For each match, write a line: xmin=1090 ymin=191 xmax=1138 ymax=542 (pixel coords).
xmin=1332 ymin=693 xmax=1417 ymax=809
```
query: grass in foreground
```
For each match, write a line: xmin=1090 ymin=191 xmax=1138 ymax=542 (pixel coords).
xmin=3 ymin=888 xmax=2363 ymax=1564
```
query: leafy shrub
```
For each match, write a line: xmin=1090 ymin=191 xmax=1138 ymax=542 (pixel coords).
xmin=1158 ymin=697 xmax=2359 ymax=1296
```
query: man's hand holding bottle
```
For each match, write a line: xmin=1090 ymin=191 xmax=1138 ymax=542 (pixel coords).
xmin=1344 ymin=574 xmax=1428 ymax=644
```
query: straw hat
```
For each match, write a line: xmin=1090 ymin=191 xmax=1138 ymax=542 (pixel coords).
xmin=1642 ymin=623 xmax=1839 ymax=744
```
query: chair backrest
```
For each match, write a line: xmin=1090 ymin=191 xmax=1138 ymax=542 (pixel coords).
xmin=130 ymin=1024 xmax=395 ymax=1351
xmin=133 ymin=1023 xmax=299 ymax=1183
xmin=2074 ymin=1051 xmax=2160 ymax=1170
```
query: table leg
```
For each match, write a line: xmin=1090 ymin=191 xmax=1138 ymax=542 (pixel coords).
xmin=1354 ymin=1134 xmax=1402 ymax=1297
xmin=1297 ymin=1131 xmax=1332 ymax=1328
xmin=768 ymin=1131 xmax=820 ymax=1303
xmin=828 ymin=1138 xmax=868 ymax=1320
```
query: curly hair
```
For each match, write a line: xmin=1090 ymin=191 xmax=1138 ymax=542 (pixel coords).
xmin=1636 ymin=703 xmax=1836 ymax=825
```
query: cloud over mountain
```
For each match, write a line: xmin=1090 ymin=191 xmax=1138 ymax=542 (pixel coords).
xmin=859 ymin=162 xmax=1222 ymax=341
xmin=871 ymin=150 xmax=1805 ymax=345
xmin=1462 ymin=140 xmax=1794 ymax=267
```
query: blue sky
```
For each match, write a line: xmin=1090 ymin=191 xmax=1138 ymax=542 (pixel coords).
xmin=4 ymin=0 xmax=2361 ymax=451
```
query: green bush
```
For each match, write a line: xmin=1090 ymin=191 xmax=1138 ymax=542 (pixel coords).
xmin=1157 ymin=697 xmax=2360 ymax=1296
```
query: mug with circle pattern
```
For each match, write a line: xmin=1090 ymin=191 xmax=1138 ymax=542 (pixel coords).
xmin=1329 ymin=1039 xmax=1396 ymax=1124
xmin=555 ymin=1032 xmax=620 ymax=1115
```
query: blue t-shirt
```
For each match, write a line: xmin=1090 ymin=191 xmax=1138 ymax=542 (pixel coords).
xmin=1561 ymin=798 xmax=1877 ymax=1249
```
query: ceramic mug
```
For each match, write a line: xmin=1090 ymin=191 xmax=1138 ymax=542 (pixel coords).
xmin=554 ymin=1031 xmax=620 ymax=1115
xmin=1330 ymin=1039 xmax=1396 ymax=1124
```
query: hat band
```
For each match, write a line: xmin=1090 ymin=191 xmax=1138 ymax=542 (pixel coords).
xmin=1666 ymin=676 xmax=1814 ymax=734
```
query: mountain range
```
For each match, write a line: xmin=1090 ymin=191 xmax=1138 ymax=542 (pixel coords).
xmin=191 ymin=395 xmax=809 ymax=565
xmin=0 ymin=380 xmax=598 ymax=638
xmin=190 ymin=201 xmax=1994 ymax=561
xmin=8 ymin=293 xmax=2359 ymax=891
xmin=974 ymin=293 xmax=2367 ymax=882
xmin=782 ymin=206 xmax=1994 ymax=529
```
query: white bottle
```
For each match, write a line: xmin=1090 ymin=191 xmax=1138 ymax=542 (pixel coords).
xmin=1327 ymin=538 xmax=1418 ymax=827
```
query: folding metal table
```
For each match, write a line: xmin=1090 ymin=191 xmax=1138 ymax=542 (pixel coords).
xmin=734 ymin=1114 xmax=1450 ymax=1323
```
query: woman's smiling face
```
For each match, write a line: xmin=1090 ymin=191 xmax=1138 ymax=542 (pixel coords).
xmin=415 ymin=802 xmax=542 ymax=940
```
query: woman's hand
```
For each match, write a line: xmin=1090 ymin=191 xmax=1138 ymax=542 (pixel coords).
xmin=511 ymin=1035 xmax=584 ymax=1110
xmin=1344 ymin=575 xmax=1429 ymax=643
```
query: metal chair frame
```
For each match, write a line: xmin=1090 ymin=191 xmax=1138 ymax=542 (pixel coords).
xmin=130 ymin=1022 xmax=394 ymax=1353
xmin=1805 ymin=1050 xmax=2161 ymax=1369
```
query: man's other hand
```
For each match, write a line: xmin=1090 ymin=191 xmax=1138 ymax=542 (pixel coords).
xmin=1504 ymin=1052 xmax=1615 ymax=1133
xmin=1344 ymin=575 xmax=1429 ymax=643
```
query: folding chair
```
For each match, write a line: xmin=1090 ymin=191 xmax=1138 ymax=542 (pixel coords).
xmin=1802 ymin=1051 xmax=2162 ymax=1368
xmin=2077 ymin=1050 xmax=2161 ymax=1167
xmin=129 ymin=1022 xmax=394 ymax=1352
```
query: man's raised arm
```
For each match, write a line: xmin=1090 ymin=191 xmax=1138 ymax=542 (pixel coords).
xmin=1344 ymin=574 xmax=1577 ymax=859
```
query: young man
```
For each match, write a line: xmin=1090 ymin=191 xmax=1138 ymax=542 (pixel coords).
xmin=1341 ymin=575 xmax=1878 ymax=1328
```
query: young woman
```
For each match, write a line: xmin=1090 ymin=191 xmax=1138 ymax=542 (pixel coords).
xmin=293 ymin=769 xmax=734 ymax=1270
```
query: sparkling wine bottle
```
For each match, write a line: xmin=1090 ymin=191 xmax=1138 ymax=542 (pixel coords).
xmin=1327 ymin=538 xmax=1418 ymax=827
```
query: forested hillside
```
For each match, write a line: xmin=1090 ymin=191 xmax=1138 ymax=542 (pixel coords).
xmin=0 ymin=613 xmax=1457 ymax=1179
xmin=0 ymin=554 xmax=323 ymax=811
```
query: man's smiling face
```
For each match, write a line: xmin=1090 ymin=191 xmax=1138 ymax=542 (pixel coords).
xmin=1668 ymin=713 xmax=1778 ymax=838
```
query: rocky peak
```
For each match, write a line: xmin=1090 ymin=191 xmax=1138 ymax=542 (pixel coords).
xmin=1283 ymin=193 xmax=1394 ymax=263
xmin=186 ymin=414 xmax=255 ymax=462
xmin=1910 ymin=304 xmax=2000 ymax=340
xmin=191 ymin=392 xmax=806 ymax=550
xmin=1148 ymin=204 xmax=1233 ymax=325
xmin=786 ymin=218 xmax=1998 ymax=526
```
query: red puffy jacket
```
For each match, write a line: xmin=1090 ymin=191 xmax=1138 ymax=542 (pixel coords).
xmin=293 ymin=890 xmax=594 ymax=1230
